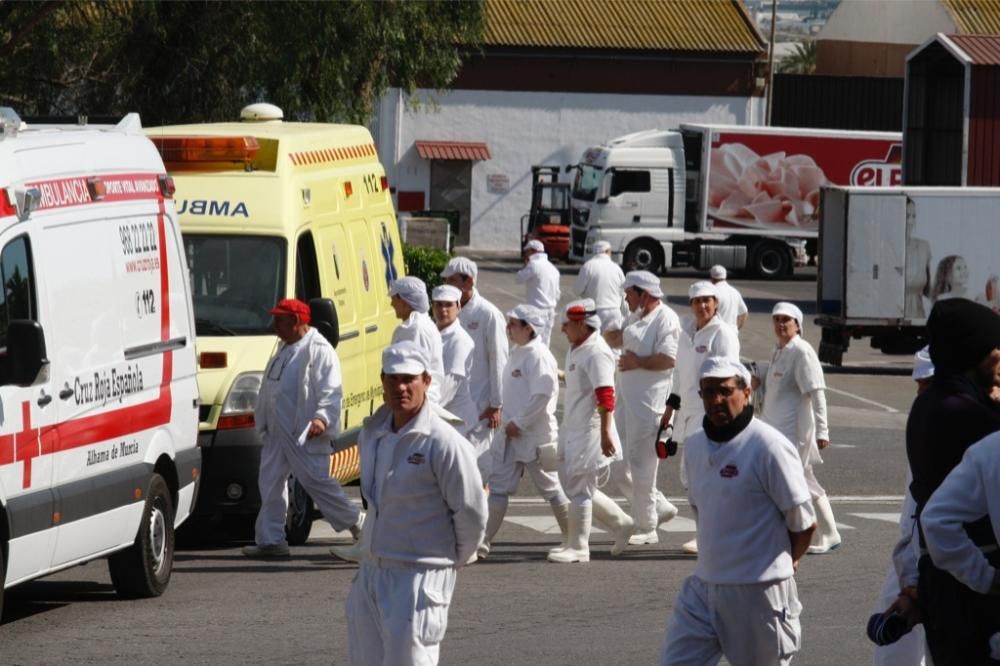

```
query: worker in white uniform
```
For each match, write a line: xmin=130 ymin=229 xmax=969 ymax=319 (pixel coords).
xmin=610 ymin=270 xmax=681 ymax=545
xmin=921 ymin=430 xmax=1000 ymax=661
xmin=872 ymin=347 xmax=931 ymax=666
xmin=574 ymin=240 xmax=626 ymax=333
xmin=431 ymin=284 xmax=479 ymax=430
xmin=755 ymin=302 xmax=841 ymax=554
xmin=389 ymin=276 xmax=445 ymax=405
xmin=345 ymin=341 xmax=487 ymax=666
xmin=516 ymin=239 xmax=561 ymax=346
xmin=666 ymin=280 xmax=740 ymax=554
xmin=478 ymin=304 xmax=570 ymax=559
xmin=661 ymin=357 xmax=816 ymax=666
xmin=709 ymin=265 xmax=749 ymax=330
xmin=244 ymin=298 xmax=363 ymax=558
xmin=441 ymin=257 xmax=509 ymax=479
xmin=549 ymin=299 xmax=635 ymax=563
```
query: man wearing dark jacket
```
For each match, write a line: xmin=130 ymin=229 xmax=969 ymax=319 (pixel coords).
xmin=905 ymin=298 xmax=1000 ymax=664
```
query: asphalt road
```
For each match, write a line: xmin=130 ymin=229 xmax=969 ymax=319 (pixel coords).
xmin=1 ymin=258 xmax=918 ymax=665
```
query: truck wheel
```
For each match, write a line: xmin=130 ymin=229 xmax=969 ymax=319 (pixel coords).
xmin=285 ymin=478 xmax=314 ymax=546
xmin=623 ymin=239 xmax=663 ymax=275
xmin=749 ymin=241 xmax=792 ymax=279
xmin=108 ymin=473 xmax=175 ymax=599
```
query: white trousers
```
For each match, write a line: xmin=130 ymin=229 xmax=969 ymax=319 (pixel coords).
xmin=803 ymin=464 xmax=826 ymax=501
xmin=617 ymin=408 xmax=664 ymax=531
xmin=255 ymin=435 xmax=360 ymax=546
xmin=661 ymin=575 xmax=802 ymax=666
xmin=467 ymin=426 xmax=494 ymax=482
xmin=489 ymin=446 xmax=567 ymax=503
xmin=538 ymin=308 xmax=555 ymax=347
xmin=558 ymin=466 xmax=598 ymax=505
xmin=347 ymin=561 xmax=457 ymax=666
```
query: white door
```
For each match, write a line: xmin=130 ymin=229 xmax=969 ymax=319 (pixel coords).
xmin=844 ymin=194 xmax=907 ymax=319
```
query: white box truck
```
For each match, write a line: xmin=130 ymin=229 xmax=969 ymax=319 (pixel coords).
xmin=817 ymin=186 xmax=1000 ymax=365
xmin=568 ymin=124 xmax=902 ymax=278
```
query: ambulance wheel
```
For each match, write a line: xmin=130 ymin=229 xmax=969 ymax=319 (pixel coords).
xmin=109 ymin=473 xmax=175 ymax=599
xmin=749 ymin=241 xmax=792 ymax=279
xmin=285 ymin=478 xmax=314 ymax=546
xmin=623 ymin=239 xmax=663 ymax=275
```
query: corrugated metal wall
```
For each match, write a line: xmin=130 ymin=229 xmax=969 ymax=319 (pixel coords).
xmin=771 ymin=74 xmax=904 ymax=131
xmin=967 ymin=66 xmax=1000 ymax=186
xmin=904 ymin=42 xmax=965 ymax=186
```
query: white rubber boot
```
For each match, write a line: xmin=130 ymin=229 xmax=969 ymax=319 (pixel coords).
xmin=656 ymin=494 xmax=679 ymax=526
xmin=807 ymin=494 xmax=842 ymax=554
xmin=591 ymin=490 xmax=634 ymax=556
xmin=547 ymin=503 xmax=591 ymax=563
xmin=547 ymin=501 xmax=570 ymax=555
xmin=477 ymin=494 xmax=509 ymax=560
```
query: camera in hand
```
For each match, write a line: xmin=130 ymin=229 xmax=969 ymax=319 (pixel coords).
xmin=655 ymin=424 xmax=678 ymax=459
xmin=866 ymin=610 xmax=912 ymax=646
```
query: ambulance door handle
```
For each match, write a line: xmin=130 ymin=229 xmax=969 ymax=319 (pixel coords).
xmin=365 ymin=324 xmax=378 ymax=333
xmin=37 ymin=390 xmax=52 ymax=408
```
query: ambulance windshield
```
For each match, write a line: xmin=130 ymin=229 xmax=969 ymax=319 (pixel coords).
xmin=184 ymin=235 xmax=286 ymax=335
xmin=572 ymin=165 xmax=603 ymax=202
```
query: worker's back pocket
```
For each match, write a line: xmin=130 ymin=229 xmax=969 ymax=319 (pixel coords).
xmin=415 ymin=568 xmax=456 ymax=645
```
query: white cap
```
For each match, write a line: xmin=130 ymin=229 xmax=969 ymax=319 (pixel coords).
xmin=440 ymin=256 xmax=478 ymax=280
xmin=524 ymin=239 xmax=545 ymax=253
xmin=592 ymin=240 xmax=612 ymax=255
xmin=562 ymin=298 xmax=601 ymax=330
xmin=699 ymin=356 xmax=752 ymax=385
xmin=382 ymin=341 xmax=430 ymax=375
xmin=431 ymin=284 xmax=463 ymax=303
xmin=772 ymin=301 xmax=803 ymax=331
xmin=912 ymin=346 xmax=934 ymax=381
xmin=507 ymin=303 xmax=548 ymax=333
xmin=623 ymin=270 xmax=664 ymax=298
xmin=688 ymin=280 xmax=718 ymax=300
xmin=389 ymin=276 xmax=429 ymax=313
xmin=709 ymin=265 xmax=727 ymax=280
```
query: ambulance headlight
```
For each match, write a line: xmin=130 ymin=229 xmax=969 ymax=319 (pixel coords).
xmin=222 ymin=372 xmax=263 ymax=415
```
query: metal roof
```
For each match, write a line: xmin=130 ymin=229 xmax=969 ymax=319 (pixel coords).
xmin=415 ymin=141 xmax=491 ymax=161
xmin=944 ymin=0 xmax=1000 ymax=34
xmin=483 ymin=0 xmax=766 ymax=54
xmin=944 ymin=33 xmax=1000 ymax=65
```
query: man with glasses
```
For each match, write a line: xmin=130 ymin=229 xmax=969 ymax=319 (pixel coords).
xmin=661 ymin=357 xmax=816 ymax=665
xmin=243 ymin=298 xmax=363 ymax=558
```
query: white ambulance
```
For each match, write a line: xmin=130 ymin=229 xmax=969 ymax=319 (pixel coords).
xmin=0 ymin=109 xmax=200 ymax=617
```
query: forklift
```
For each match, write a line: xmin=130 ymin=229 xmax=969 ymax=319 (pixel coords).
xmin=520 ymin=165 xmax=571 ymax=260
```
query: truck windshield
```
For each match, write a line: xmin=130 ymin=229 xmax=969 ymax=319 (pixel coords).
xmin=184 ymin=235 xmax=286 ymax=336
xmin=572 ymin=165 xmax=603 ymax=202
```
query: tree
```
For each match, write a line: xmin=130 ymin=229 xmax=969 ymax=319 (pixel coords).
xmin=0 ymin=1 xmax=484 ymax=124
xmin=777 ymin=40 xmax=816 ymax=75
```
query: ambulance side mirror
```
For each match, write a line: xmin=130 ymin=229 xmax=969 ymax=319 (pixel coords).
xmin=309 ymin=298 xmax=340 ymax=349
xmin=7 ymin=319 xmax=49 ymax=386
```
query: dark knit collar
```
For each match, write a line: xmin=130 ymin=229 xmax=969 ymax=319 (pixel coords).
xmin=703 ymin=405 xmax=754 ymax=442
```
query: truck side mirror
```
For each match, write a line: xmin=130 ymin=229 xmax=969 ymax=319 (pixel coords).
xmin=309 ymin=298 xmax=340 ymax=348
xmin=7 ymin=319 xmax=49 ymax=386
xmin=596 ymin=197 xmax=609 ymax=204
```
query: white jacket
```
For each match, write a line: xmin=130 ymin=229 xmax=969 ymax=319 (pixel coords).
xmin=255 ymin=327 xmax=341 ymax=454
xmin=458 ymin=290 xmax=509 ymax=414
xmin=922 ymin=432 xmax=1000 ymax=595
xmin=516 ymin=252 xmax=561 ymax=310
xmin=359 ymin=402 xmax=487 ymax=567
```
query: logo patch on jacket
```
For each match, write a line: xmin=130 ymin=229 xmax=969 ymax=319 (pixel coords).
xmin=696 ymin=345 xmax=708 ymax=353
xmin=512 ymin=369 xmax=522 ymax=378
xmin=569 ymin=363 xmax=576 ymax=371
xmin=719 ymin=464 xmax=739 ymax=478
xmin=468 ymin=321 xmax=479 ymax=330
xmin=407 ymin=453 xmax=426 ymax=465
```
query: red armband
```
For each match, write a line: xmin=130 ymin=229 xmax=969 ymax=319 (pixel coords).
xmin=595 ymin=386 xmax=615 ymax=412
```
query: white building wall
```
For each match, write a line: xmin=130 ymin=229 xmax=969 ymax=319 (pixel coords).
xmin=375 ymin=88 xmax=764 ymax=251
xmin=818 ymin=0 xmax=954 ymax=45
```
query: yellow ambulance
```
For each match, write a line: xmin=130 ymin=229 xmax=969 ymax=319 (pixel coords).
xmin=148 ymin=104 xmax=404 ymax=541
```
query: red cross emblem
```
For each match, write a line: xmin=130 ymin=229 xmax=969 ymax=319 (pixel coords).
xmin=0 ymin=401 xmax=52 ymax=489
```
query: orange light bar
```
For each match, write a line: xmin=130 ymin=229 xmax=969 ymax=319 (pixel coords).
xmin=380 ymin=175 xmax=389 ymax=191
xmin=87 ymin=177 xmax=107 ymax=201
xmin=218 ymin=413 xmax=256 ymax=430
xmin=344 ymin=181 xmax=353 ymax=198
xmin=151 ymin=136 xmax=260 ymax=165
xmin=199 ymin=351 xmax=227 ymax=369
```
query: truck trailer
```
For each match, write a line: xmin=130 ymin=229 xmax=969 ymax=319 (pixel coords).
xmin=817 ymin=186 xmax=1000 ymax=365
xmin=568 ymin=124 xmax=902 ymax=278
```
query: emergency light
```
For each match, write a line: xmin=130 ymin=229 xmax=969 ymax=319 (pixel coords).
xmin=151 ymin=136 xmax=260 ymax=170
